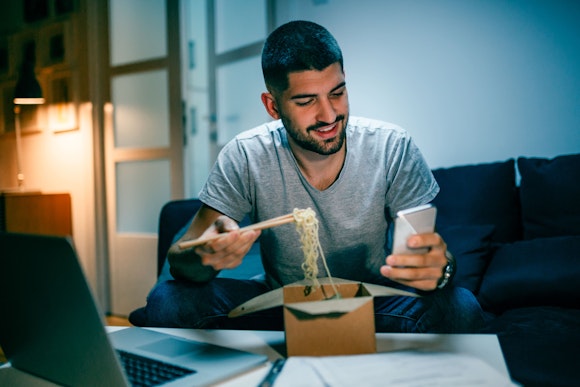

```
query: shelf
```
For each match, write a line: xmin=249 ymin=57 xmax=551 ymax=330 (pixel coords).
xmin=0 ymin=191 xmax=73 ymax=237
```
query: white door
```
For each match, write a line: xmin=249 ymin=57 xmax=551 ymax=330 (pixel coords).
xmin=182 ymin=0 xmax=273 ymax=195
xmin=105 ymin=0 xmax=183 ymax=315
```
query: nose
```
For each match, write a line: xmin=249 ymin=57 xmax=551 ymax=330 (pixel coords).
xmin=316 ymin=97 xmax=337 ymax=124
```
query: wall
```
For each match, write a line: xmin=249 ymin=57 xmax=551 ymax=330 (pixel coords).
xmin=0 ymin=104 xmax=97 ymax=289
xmin=276 ymin=0 xmax=580 ymax=168
xmin=0 ymin=0 xmax=99 ymax=297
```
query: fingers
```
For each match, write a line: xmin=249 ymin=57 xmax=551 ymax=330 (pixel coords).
xmin=380 ymin=262 xmax=443 ymax=291
xmin=406 ymin=232 xmax=444 ymax=251
xmin=195 ymin=225 xmax=261 ymax=270
xmin=381 ymin=232 xmax=448 ymax=291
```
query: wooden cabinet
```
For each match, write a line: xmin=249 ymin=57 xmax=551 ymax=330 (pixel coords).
xmin=0 ymin=192 xmax=72 ymax=237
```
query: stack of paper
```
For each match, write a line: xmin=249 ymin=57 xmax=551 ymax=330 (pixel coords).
xmin=274 ymin=351 xmax=519 ymax=386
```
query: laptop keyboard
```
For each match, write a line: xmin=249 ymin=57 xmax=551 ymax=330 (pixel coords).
xmin=117 ymin=350 xmax=196 ymax=386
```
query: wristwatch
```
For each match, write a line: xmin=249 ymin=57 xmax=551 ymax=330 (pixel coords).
xmin=437 ymin=250 xmax=456 ymax=289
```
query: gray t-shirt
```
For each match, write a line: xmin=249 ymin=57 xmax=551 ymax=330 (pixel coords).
xmin=199 ymin=116 xmax=439 ymax=288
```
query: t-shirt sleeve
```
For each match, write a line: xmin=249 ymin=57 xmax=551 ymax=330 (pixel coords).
xmin=198 ymin=139 xmax=253 ymax=222
xmin=384 ymin=133 xmax=439 ymax=218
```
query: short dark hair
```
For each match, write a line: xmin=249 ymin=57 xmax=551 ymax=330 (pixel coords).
xmin=262 ymin=20 xmax=343 ymax=93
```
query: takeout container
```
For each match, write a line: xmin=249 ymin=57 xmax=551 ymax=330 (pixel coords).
xmin=229 ymin=277 xmax=418 ymax=357
xmin=283 ymin=281 xmax=375 ymax=356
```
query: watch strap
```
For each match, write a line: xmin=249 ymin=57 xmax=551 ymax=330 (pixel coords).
xmin=437 ymin=250 xmax=456 ymax=289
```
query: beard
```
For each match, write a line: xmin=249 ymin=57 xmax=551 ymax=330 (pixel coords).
xmin=281 ymin=114 xmax=347 ymax=156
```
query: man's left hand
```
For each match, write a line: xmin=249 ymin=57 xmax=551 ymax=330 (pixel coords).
xmin=380 ymin=233 xmax=448 ymax=291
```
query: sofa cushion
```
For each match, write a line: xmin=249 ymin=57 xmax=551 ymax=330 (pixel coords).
xmin=518 ymin=153 xmax=580 ymax=240
xmin=431 ymin=159 xmax=520 ymax=243
xmin=438 ymin=224 xmax=495 ymax=294
xmin=478 ymin=236 xmax=580 ymax=314
xmin=481 ymin=306 xmax=580 ymax=387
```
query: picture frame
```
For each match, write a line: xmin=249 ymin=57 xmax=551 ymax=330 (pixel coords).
xmin=0 ymin=82 xmax=16 ymax=135
xmin=23 ymin=0 xmax=49 ymax=23
xmin=39 ymin=22 xmax=71 ymax=68
xmin=55 ymin=0 xmax=76 ymax=15
xmin=0 ymin=45 xmax=9 ymax=77
xmin=17 ymin=103 xmax=45 ymax=134
xmin=47 ymin=69 xmax=78 ymax=132
xmin=13 ymin=30 xmax=39 ymax=74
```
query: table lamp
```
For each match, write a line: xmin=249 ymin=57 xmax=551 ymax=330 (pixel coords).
xmin=13 ymin=59 xmax=45 ymax=190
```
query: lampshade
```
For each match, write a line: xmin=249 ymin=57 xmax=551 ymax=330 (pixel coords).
xmin=13 ymin=61 xmax=45 ymax=105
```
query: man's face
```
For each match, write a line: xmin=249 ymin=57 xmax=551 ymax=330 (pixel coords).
xmin=264 ymin=62 xmax=349 ymax=156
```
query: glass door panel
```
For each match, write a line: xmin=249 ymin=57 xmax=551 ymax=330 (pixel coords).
xmin=109 ymin=0 xmax=167 ymax=65
xmin=216 ymin=56 xmax=271 ymax=146
xmin=116 ymin=159 xmax=171 ymax=233
xmin=215 ymin=0 xmax=267 ymax=54
xmin=112 ymin=70 xmax=170 ymax=148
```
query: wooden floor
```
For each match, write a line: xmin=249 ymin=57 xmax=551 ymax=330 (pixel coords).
xmin=0 ymin=315 xmax=132 ymax=364
xmin=106 ymin=314 xmax=133 ymax=327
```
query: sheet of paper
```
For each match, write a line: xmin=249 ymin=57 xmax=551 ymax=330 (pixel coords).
xmin=274 ymin=350 xmax=520 ymax=387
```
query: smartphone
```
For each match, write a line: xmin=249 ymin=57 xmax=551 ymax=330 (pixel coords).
xmin=392 ymin=204 xmax=437 ymax=254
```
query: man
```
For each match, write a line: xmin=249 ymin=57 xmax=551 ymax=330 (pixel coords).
xmin=140 ymin=20 xmax=485 ymax=332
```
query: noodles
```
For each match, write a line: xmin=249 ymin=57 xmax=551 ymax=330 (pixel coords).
xmin=293 ymin=208 xmax=321 ymax=287
xmin=293 ymin=208 xmax=340 ymax=298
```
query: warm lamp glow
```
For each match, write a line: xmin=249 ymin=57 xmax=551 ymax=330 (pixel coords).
xmin=13 ymin=58 xmax=45 ymax=190
xmin=14 ymin=97 xmax=45 ymax=105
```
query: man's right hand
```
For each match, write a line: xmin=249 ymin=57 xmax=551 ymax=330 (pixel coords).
xmin=167 ymin=205 xmax=260 ymax=282
xmin=193 ymin=215 xmax=261 ymax=271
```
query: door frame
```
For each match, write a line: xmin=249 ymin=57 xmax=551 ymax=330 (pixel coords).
xmin=102 ymin=0 xmax=183 ymax=315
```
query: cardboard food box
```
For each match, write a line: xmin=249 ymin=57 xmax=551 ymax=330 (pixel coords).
xmin=283 ymin=281 xmax=376 ymax=356
xmin=229 ymin=277 xmax=418 ymax=357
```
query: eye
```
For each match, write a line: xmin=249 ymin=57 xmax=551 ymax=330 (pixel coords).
xmin=330 ymin=89 xmax=345 ymax=98
xmin=295 ymin=98 xmax=314 ymax=106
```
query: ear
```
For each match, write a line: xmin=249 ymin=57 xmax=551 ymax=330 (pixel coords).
xmin=261 ymin=92 xmax=280 ymax=119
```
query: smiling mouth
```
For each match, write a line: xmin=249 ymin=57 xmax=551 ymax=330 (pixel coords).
xmin=306 ymin=116 xmax=345 ymax=140
xmin=310 ymin=124 xmax=338 ymax=141
xmin=315 ymin=123 xmax=337 ymax=133
xmin=309 ymin=117 xmax=343 ymax=135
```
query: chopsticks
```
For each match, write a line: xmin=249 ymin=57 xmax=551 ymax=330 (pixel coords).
xmin=178 ymin=213 xmax=295 ymax=249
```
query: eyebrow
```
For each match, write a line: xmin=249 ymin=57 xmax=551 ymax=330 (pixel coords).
xmin=290 ymin=82 xmax=346 ymax=100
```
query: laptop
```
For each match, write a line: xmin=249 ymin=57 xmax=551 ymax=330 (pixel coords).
xmin=0 ymin=232 xmax=268 ymax=386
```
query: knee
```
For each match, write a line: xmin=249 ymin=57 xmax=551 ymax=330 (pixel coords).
xmin=142 ymin=280 xmax=208 ymax=328
xmin=143 ymin=279 xmax=240 ymax=328
xmin=440 ymin=286 xmax=486 ymax=332
xmin=141 ymin=281 xmax=183 ymax=327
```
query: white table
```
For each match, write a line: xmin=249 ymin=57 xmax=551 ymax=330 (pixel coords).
xmin=107 ymin=327 xmax=512 ymax=386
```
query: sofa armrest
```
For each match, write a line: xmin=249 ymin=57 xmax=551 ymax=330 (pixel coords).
xmin=157 ymin=199 xmax=202 ymax=276
xmin=156 ymin=198 xmax=265 ymax=280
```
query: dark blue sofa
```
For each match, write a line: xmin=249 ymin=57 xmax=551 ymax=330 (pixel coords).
xmin=430 ymin=154 xmax=580 ymax=387
xmin=131 ymin=153 xmax=580 ymax=387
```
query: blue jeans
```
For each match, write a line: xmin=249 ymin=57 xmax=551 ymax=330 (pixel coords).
xmin=133 ymin=278 xmax=486 ymax=333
